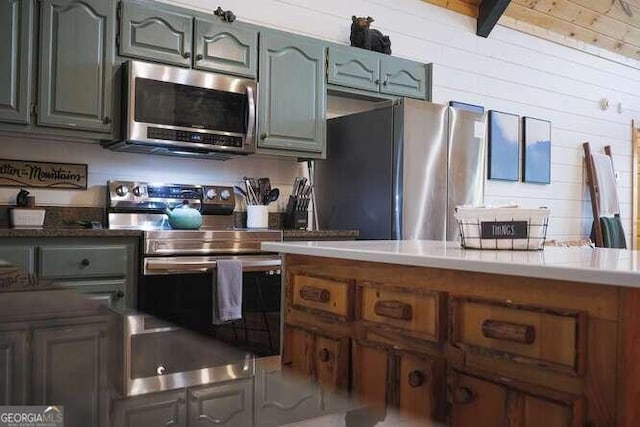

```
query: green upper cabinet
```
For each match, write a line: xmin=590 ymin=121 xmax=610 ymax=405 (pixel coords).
xmin=327 ymin=45 xmax=428 ymax=100
xmin=194 ymin=18 xmax=258 ymax=78
xmin=0 ymin=0 xmax=32 ymax=124
xmin=380 ymin=55 xmax=427 ymax=99
xmin=259 ymin=31 xmax=326 ymax=156
xmin=119 ymin=0 xmax=193 ymax=67
xmin=327 ymin=46 xmax=380 ymax=93
xmin=38 ymin=0 xmax=114 ymax=133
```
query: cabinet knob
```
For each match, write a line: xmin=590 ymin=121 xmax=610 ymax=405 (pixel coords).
xmin=408 ymin=370 xmax=425 ymax=388
xmin=116 ymin=290 xmax=125 ymax=299
xmin=196 ymin=53 xmax=203 ymax=61
xmin=452 ymin=386 xmax=474 ymax=404
xmin=374 ymin=79 xmax=380 ymax=85
xmin=183 ymin=52 xmax=191 ymax=59
xmin=157 ymin=365 xmax=166 ymax=375
xmin=102 ymin=116 xmax=111 ymax=124
xmin=80 ymin=258 xmax=90 ymax=267
xmin=318 ymin=348 xmax=331 ymax=362
xmin=260 ymin=133 xmax=267 ymax=140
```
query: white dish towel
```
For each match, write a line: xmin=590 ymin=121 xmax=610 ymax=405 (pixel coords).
xmin=213 ymin=259 xmax=243 ymax=324
xmin=591 ymin=153 xmax=620 ymax=217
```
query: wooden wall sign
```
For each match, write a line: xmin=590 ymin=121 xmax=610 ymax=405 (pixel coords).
xmin=0 ymin=159 xmax=88 ymax=189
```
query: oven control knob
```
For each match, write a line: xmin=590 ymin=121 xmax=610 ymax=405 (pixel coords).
xmin=115 ymin=185 xmax=129 ymax=196
xmin=220 ymin=189 xmax=231 ymax=201
xmin=132 ymin=186 xmax=143 ymax=197
xmin=205 ymin=189 xmax=217 ymax=200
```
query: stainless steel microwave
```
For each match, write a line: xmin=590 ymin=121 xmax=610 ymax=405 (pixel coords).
xmin=106 ymin=60 xmax=257 ymax=159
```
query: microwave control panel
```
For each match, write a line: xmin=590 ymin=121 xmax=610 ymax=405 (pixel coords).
xmin=147 ymin=127 xmax=243 ymax=148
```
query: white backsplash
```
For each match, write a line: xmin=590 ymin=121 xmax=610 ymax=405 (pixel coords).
xmin=0 ymin=135 xmax=305 ymax=211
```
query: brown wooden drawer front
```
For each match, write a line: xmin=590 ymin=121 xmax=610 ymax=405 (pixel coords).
xmin=291 ymin=274 xmax=353 ymax=319
xmin=452 ymin=298 xmax=585 ymax=374
xmin=358 ymin=282 xmax=443 ymax=342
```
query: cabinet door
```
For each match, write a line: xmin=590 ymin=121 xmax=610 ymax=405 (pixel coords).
xmin=0 ymin=0 xmax=32 ymax=124
xmin=0 ymin=245 xmax=35 ymax=273
xmin=398 ymin=353 xmax=445 ymax=422
xmin=119 ymin=1 xmax=193 ymax=67
xmin=113 ymin=390 xmax=187 ymax=427
xmin=327 ymin=46 xmax=380 ymax=92
xmin=380 ymin=56 xmax=426 ymax=99
xmin=32 ymin=322 xmax=108 ymax=427
xmin=352 ymin=342 xmax=388 ymax=413
xmin=0 ymin=329 xmax=28 ymax=405
xmin=523 ymin=395 xmax=575 ymax=427
xmin=315 ymin=335 xmax=349 ymax=393
xmin=258 ymin=32 xmax=326 ymax=155
xmin=188 ymin=380 xmax=253 ymax=426
xmin=255 ymin=367 xmax=322 ymax=427
xmin=449 ymin=372 xmax=507 ymax=427
xmin=38 ymin=0 xmax=114 ymax=132
xmin=194 ymin=19 xmax=257 ymax=78
xmin=49 ymin=279 xmax=126 ymax=311
xmin=282 ymin=325 xmax=314 ymax=379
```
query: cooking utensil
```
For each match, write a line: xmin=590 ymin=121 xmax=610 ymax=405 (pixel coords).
xmin=265 ymin=188 xmax=279 ymax=205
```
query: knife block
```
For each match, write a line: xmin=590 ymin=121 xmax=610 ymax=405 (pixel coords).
xmin=284 ymin=196 xmax=308 ymax=229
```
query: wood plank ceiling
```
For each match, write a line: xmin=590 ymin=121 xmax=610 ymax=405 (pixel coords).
xmin=422 ymin=0 xmax=640 ymax=60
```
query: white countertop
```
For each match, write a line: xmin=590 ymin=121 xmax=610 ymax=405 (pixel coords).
xmin=261 ymin=240 xmax=640 ymax=288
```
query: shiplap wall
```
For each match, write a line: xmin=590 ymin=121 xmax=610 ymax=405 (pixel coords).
xmin=2 ymin=0 xmax=639 ymax=241
xmin=163 ymin=0 xmax=640 ymax=241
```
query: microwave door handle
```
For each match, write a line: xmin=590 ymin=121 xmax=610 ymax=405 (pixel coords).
xmin=245 ymin=86 xmax=256 ymax=140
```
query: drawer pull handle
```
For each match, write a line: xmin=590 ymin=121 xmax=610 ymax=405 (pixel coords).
xmin=408 ymin=370 xmax=425 ymax=388
xmin=80 ymin=258 xmax=91 ymax=267
xmin=453 ymin=386 xmax=474 ymax=404
xmin=374 ymin=300 xmax=412 ymax=321
xmin=299 ymin=286 xmax=330 ymax=303
xmin=481 ymin=319 xmax=536 ymax=344
xmin=318 ymin=348 xmax=331 ymax=362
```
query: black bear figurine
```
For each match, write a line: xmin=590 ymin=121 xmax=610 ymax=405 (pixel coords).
xmin=350 ymin=16 xmax=391 ymax=55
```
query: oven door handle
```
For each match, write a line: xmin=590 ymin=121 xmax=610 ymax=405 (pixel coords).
xmin=144 ymin=256 xmax=281 ymax=275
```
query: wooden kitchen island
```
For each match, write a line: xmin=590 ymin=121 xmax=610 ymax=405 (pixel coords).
xmin=261 ymin=240 xmax=640 ymax=427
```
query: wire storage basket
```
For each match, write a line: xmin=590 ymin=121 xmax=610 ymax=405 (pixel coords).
xmin=455 ymin=206 xmax=551 ymax=251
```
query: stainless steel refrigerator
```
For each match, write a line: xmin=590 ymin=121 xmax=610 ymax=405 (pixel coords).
xmin=314 ymin=99 xmax=486 ymax=240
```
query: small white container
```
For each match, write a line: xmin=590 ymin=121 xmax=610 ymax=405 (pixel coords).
xmin=454 ymin=206 xmax=550 ymax=250
xmin=247 ymin=205 xmax=269 ymax=228
xmin=10 ymin=208 xmax=46 ymax=229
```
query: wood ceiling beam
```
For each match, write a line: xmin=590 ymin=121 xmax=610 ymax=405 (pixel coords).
xmin=477 ymin=0 xmax=512 ymax=37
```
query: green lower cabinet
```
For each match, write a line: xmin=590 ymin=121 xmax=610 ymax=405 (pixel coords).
xmin=113 ymin=390 xmax=188 ymax=427
xmin=0 ymin=245 xmax=35 ymax=273
xmin=0 ymin=328 xmax=28 ymax=405
xmin=32 ymin=321 xmax=109 ymax=427
xmin=48 ymin=279 xmax=127 ymax=311
xmin=254 ymin=367 xmax=322 ymax=427
xmin=38 ymin=0 xmax=115 ymax=132
xmin=188 ymin=380 xmax=254 ymax=426
xmin=258 ymin=31 xmax=326 ymax=157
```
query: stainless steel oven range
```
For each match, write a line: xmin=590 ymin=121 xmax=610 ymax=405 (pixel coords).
xmin=108 ymin=180 xmax=283 ymax=394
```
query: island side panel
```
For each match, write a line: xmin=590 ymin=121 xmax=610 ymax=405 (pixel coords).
xmin=618 ymin=288 xmax=640 ymax=427
xmin=283 ymin=254 xmax=621 ymax=426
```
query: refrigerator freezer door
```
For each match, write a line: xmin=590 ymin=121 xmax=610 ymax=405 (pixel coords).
xmin=401 ymin=100 xmax=448 ymax=240
xmin=447 ymin=108 xmax=487 ymax=240
xmin=315 ymin=106 xmax=395 ymax=239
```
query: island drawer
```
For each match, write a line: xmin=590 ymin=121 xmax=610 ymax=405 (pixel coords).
xmin=450 ymin=297 xmax=586 ymax=375
xmin=39 ymin=245 xmax=128 ymax=279
xmin=289 ymin=273 xmax=354 ymax=320
xmin=356 ymin=281 xmax=444 ymax=343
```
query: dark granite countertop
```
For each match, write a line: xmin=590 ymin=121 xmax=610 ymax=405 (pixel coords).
xmin=0 ymin=227 xmax=143 ymax=238
xmin=282 ymin=229 xmax=359 ymax=240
